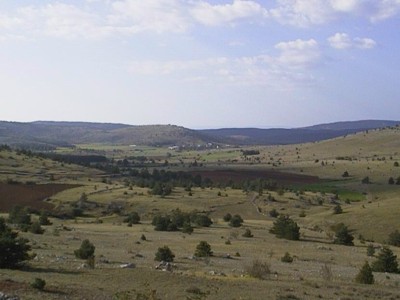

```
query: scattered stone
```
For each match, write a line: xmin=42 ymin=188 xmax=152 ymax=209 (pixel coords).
xmin=120 ymin=263 xmax=135 ymax=269
xmin=208 ymin=270 xmax=226 ymax=277
xmin=0 ymin=292 xmax=20 ymax=300
xmin=155 ymin=261 xmax=173 ymax=272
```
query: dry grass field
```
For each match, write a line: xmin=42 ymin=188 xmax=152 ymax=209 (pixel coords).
xmin=0 ymin=127 xmax=400 ymax=299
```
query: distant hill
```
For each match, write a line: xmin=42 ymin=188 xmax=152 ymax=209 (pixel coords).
xmin=0 ymin=120 xmax=399 ymax=148
xmin=200 ymin=120 xmax=400 ymax=145
xmin=0 ymin=121 xmax=210 ymax=148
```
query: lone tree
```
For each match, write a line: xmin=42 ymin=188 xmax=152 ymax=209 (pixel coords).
xmin=0 ymin=217 xmax=31 ymax=269
xmin=333 ymin=223 xmax=354 ymax=246
xmin=74 ymin=239 xmax=95 ymax=259
xmin=195 ymin=241 xmax=213 ymax=257
xmin=155 ymin=246 xmax=175 ymax=262
xmin=355 ymin=261 xmax=374 ymax=284
xmin=269 ymin=215 xmax=300 ymax=240
xmin=371 ymin=247 xmax=398 ymax=273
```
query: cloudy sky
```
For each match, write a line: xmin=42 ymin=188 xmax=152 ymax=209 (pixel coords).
xmin=1 ymin=0 xmax=399 ymax=128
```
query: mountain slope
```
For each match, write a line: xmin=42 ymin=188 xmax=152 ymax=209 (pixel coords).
xmin=0 ymin=120 xmax=399 ymax=148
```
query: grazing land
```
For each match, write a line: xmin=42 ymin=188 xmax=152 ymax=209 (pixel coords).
xmin=0 ymin=126 xmax=400 ymax=299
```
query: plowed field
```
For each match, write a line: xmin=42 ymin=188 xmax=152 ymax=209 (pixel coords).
xmin=0 ymin=183 xmax=79 ymax=212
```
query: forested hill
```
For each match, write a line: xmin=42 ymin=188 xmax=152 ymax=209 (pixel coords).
xmin=0 ymin=120 xmax=399 ymax=148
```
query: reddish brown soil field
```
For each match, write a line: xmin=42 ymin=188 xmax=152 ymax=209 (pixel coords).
xmin=0 ymin=183 xmax=79 ymax=212
xmin=190 ymin=169 xmax=320 ymax=185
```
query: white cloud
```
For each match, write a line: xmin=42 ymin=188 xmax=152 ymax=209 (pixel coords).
xmin=110 ymin=0 xmax=190 ymax=34
xmin=190 ymin=0 xmax=268 ymax=26
xmin=275 ymin=39 xmax=320 ymax=67
xmin=270 ymin=0 xmax=336 ymax=27
xmin=270 ymin=0 xmax=400 ymax=27
xmin=327 ymin=33 xmax=352 ymax=49
xmin=328 ymin=32 xmax=376 ymax=49
xmin=329 ymin=0 xmax=360 ymax=12
xmin=14 ymin=3 xmax=111 ymax=39
xmin=0 ymin=14 xmax=23 ymax=29
xmin=354 ymin=37 xmax=376 ymax=49
xmin=128 ymin=38 xmax=321 ymax=88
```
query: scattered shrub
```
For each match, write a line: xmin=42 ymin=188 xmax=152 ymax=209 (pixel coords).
xmin=124 ymin=212 xmax=140 ymax=225
xmin=182 ymin=222 xmax=194 ymax=234
xmin=193 ymin=215 xmax=213 ymax=227
xmin=367 ymin=244 xmax=375 ymax=257
xmin=39 ymin=211 xmax=52 ymax=225
xmin=140 ymin=234 xmax=146 ymax=241
xmin=281 ymin=252 xmax=293 ymax=263
xmin=223 ymin=213 xmax=232 ymax=222
xmin=242 ymin=229 xmax=253 ymax=238
xmin=29 ymin=221 xmax=44 ymax=234
xmin=361 ymin=176 xmax=370 ymax=184
xmin=269 ymin=209 xmax=279 ymax=218
xmin=31 ymin=278 xmax=46 ymax=290
xmin=74 ymin=239 xmax=95 ymax=259
xmin=246 ymin=259 xmax=271 ymax=280
xmin=333 ymin=204 xmax=343 ymax=215
xmin=155 ymin=245 xmax=175 ymax=262
xmin=229 ymin=214 xmax=243 ymax=227
xmin=194 ymin=241 xmax=213 ymax=257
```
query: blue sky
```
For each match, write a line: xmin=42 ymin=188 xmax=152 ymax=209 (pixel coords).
xmin=1 ymin=0 xmax=399 ymax=128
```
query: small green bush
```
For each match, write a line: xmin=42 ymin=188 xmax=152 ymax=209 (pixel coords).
xmin=31 ymin=278 xmax=46 ymax=290
xmin=223 ymin=213 xmax=232 ymax=222
xmin=281 ymin=252 xmax=293 ymax=263
xmin=333 ymin=204 xmax=343 ymax=215
xmin=242 ymin=228 xmax=253 ymax=238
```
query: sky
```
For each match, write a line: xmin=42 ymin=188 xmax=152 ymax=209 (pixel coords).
xmin=1 ymin=0 xmax=399 ymax=129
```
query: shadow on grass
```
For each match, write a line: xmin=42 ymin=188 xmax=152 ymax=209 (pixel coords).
xmin=21 ymin=265 xmax=81 ymax=275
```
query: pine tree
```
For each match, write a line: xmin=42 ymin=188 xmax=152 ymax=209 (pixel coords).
xmin=355 ymin=261 xmax=374 ymax=284
xmin=0 ymin=217 xmax=31 ymax=268
xmin=371 ymin=247 xmax=398 ymax=273
xmin=333 ymin=223 xmax=354 ymax=246
xmin=269 ymin=215 xmax=300 ymax=240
